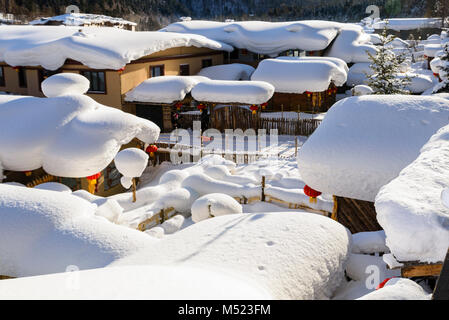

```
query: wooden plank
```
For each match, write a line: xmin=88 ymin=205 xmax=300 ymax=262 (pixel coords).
xmin=432 ymin=249 xmax=449 ymax=300
xmin=401 ymin=263 xmax=443 ymax=278
xmin=0 ymin=275 xmax=14 ymax=280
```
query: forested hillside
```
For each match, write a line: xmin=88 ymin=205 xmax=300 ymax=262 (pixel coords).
xmin=0 ymin=0 xmax=441 ymax=30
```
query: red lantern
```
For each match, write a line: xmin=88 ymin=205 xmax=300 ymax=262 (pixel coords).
xmin=13 ymin=66 xmax=20 ymax=73
xmin=117 ymin=67 xmax=125 ymax=74
xmin=197 ymin=103 xmax=206 ymax=113
xmin=423 ymin=54 xmax=428 ymax=59
xmin=261 ymin=102 xmax=268 ymax=110
xmin=333 ymin=87 xmax=338 ymax=94
xmin=250 ymin=105 xmax=259 ymax=115
xmin=175 ymin=102 xmax=183 ymax=111
xmin=304 ymin=185 xmax=322 ymax=204
xmin=146 ymin=144 xmax=158 ymax=157
xmin=305 ymin=91 xmax=312 ymax=97
xmin=86 ymin=172 xmax=101 ymax=194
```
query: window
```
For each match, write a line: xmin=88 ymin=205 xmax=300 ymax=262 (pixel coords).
xmin=179 ymin=64 xmax=190 ymax=76
xmin=0 ymin=67 xmax=4 ymax=87
xmin=38 ymin=69 xmax=59 ymax=91
xmin=240 ymin=49 xmax=249 ymax=55
xmin=150 ymin=65 xmax=164 ymax=77
xmin=18 ymin=68 xmax=27 ymax=88
xmin=230 ymin=49 xmax=239 ymax=60
xmin=201 ymin=59 xmax=213 ymax=68
xmin=81 ymin=71 xmax=106 ymax=93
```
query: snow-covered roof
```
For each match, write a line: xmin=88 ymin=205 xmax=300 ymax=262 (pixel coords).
xmin=251 ymin=58 xmax=347 ymax=94
xmin=162 ymin=20 xmax=348 ymax=56
xmin=376 ymin=124 xmax=449 ymax=263
xmin=372 ymin=18 xmax=442 ymax=31
xmin=424 ymin=43 xmax=443 ymax=57
xmin=0 ymin=25 xmax=233 ymax=70
xmin=0 ymin=76 xmax=160 ymax=177
xmin=276 ymin=56 xmax=349 ymax=72
xmin=125 ymin=76 xmax=208 ymax=104
xmin=30 ymin=13 xmax=137 ymax=27
xmin=197 ymin=63 xmax=255 ymax=80
xmin=191 ymin=80 xmax=274 ymax=104
xmin=298 ymin=95 xmax=449 ymax=202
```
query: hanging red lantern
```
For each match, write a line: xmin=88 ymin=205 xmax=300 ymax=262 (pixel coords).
xmin=117 ymin=67 xmax=125 ymax=74
xmin=304 ymin=185 xmax=322 ymax=204
xmin=249 ymin=105 xmax=259 ymax=115
xmin=13 ymin=66 xmax=20 ymax=73
xmin=327 ymin=89 xmax=332 ymax=96
xmin=423 ymin=54 xmax=428 ymax=59
xmin=333 ymin=87 xmax=338 ymax=94
xmin=175 ymin=102 xmax=183 ymax=111
xmin=305 ymin=91 xmax=312 ymax=98
xmin=146 ymin=144 xmax=158 ymax=157
xmin=261 ymin=102 xmax=268 ymax=110
xmin=86 ymin=172 xmax=101 ymax=194
xmin=197 ymin=103 xmax=206 ymax=113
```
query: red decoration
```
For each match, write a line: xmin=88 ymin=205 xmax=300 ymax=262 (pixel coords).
xmin=250 ymin=105 xmax=259 ymax=115
xmin=261 ymin=102 xmax=268 ymax=110
xmin=333 ymin=87 xmax=338 ymax=94
xmin=24 ymin=171 xmax=32 ymax=177
xmin=305 ymin=91 xmax=312 ymax=97
xmin=376 ymin=277 xmax=395 ymax=290
xmin=117 ymin=67 xmax=125 ymax=74
xmin=175 ymin=102 xmax=183 ymax=111
xmin=304 ymin=185 xmax=322 ymax=203
xmin=13 ymin=66 xmax=20 ymax=72
xmin=86 ymin=172 xmax=101 ymax=181
xmin=146 ymin=144 xmax=158 ymax=157
xmin=197 ymin=103 xmax=206 ymax=113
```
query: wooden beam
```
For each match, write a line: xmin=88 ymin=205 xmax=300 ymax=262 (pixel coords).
xmin=0 ymin=275 xmax=14 ymax=280
xmin=433 ymin=249 xmax=449 ymax=300
xmin=401 ymin=263 xmax=443 ymax=278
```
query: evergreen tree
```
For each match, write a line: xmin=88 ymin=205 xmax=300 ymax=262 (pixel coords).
xmin=365 ymin=24 xmax=413 ymax=94
xmin=433 ymin=43 xmax=449 ymax=93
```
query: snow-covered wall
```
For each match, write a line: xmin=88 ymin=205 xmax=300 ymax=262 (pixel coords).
xmin=298 ymin=95 xmax=449 ymax=202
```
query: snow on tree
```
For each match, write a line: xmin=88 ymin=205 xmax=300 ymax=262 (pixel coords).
xmin=365 ymin=24 xmax=412 ymax=94
xmin=433 ymin=43 xmax=449 ymax=93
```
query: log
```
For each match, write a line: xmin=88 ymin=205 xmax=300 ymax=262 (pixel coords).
xmin=401 ymin=263 xmax=443 ymax=278
xmin=433 ymin=249 xmax=449 ymax=300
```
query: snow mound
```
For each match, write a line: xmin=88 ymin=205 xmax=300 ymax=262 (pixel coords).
xmin=276 ymin=56 xmax=349 ymax=72
xmin=114 ymin=148 xmax=148 ymax=178
xmin=346 ymin=62 xmax=372 ymax=86
xmin=0 ymin=265 xmax=271 ymax=299
xmin=0 ymin=93 xmax=160 ymax=177
xmin=41 ymin=73 xmax=90 ymax=97
xmin=0 ymin=184 xmax=154 ymax=277
xmin=124 ymin=76 xmax=208 ymax=104
xmin=375 ymin=124 xmax=449 ymax=263
xmin=424 ymin=44 xmax=443 ymax=57
xmin=352 ymin=231 xmax=388 ymax=254
xmin=251 ymin=58 xmax=347 ymax=93
xmin=0 ymin=25 xmax=232 ymax=70
xmin=198 ymin=63 xmax=255 ymax=80
xmin=112 ymin=212 xmax=352 ymax=299
xmin=191 ymin=193 xmax=243 ymax=223
xmin=358 ymin=278 xmax=430 ymax=300
xmin=352 ymin=85 xmax=373 ymax=96
xmin=34 ymin=182 xmax=72 ymax=193
xmin=298 ymin=95 xmax=449 ymax=201
xmin=372 ymin=18 xmax=441 ymax=31
xmin=191 ymin=80 xmax=274 ymax=104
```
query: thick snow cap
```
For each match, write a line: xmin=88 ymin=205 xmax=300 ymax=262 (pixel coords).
xmin=191 ymin=80 xmax=274 ymax=104
xmin=0 ymin=184 xmax=154 ymax=277
xmin=30 ymin=13 xmax=137 ymax=27
xmin=372 ymin=18 xmax=442 ymax=31
xmin=114 ymin=148 xmax=149 ymax=178
xmin=41 ymin=73 xmax=90 ymax=97
xmin=375 ymin=124 xmax=449 ymax=263
xmin=251 ymin=58 xmax=347 ymax=93
xmin=125 ymin=76 xmax=208 ymax=104
xmin=0 ymin=93 xmax=160 ymax=177
xmin=0 ymin=25 xmax=232 ymax=70
xmin=198 ymin=63 xmax=255 ymax=80
xmin=298 ymin=95 xmax=449 ymax=202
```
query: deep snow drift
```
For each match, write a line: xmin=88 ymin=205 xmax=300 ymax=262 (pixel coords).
xmin=298 ymin=95 xmax=449 ymax=201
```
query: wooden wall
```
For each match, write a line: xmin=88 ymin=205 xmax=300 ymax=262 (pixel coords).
xmin=334 ymin=196 xmax=382 ymax=233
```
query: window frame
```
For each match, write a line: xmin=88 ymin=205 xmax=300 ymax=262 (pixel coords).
xmin=179 ymin=64 xmax=190 ymax=76
xmin=0 ymin=66 xmax=5 ymax=87
xmin=81 ymin=70 xmax=107 ymax=94
xmin=150 ymin=65 xmax=165 ymax=78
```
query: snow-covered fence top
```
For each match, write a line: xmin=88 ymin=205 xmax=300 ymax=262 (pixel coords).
xmin=197 ymin=63 xmax=255 ymax=80
xmin=30 ymin=13 xmax=137 ymax=27
xmin=371 ymin=18 xmax=442 ymax=31
xmin=0 ymin=26 xmax=233 ymax=70
xmin=251 ymin=58 xmax=347 ymax=94
xmin=125 ymin=76 xmax=209 ymax=104
xmin=162 ymin=20 xmax=346 ymax=56
xmin=191 ymin=80 xmax=274 ymax=104
xmin=375 ymin=124 xmax=449 ymax=263
xmin=0 ymin=91 xmax=160 ymax=177
xmin=298 ymin=95 xmax=449 ymax=202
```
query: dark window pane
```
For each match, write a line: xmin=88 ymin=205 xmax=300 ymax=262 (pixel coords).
xmin=98 ymin=72 xmax=105 ymax=92
xmin=81 ymin=71 xmax=105 ymax=93
xmin=18 ymin=68 xmax=27 ymax=88
xmin=179 ymin=64 xmax=190 ymax=75
xmin=0 ymin=67 xmax=4 ymax=86
xmin=202 ymin=59 xmax=213 ymax=68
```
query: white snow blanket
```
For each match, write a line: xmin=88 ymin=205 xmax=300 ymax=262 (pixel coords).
xmin=30 ymin=13 xmax=137 ymax=27
xmin=112 ymin=212 xmax=352 ymax=299
xmin=0 ymin=25 xmax=232 ymax=70
xmin=0 ymin=184 xmax=154 ymax=277
xmin=357 ymin=278 xmax=430 ymax=300
xmin=41 ymin=73 xmax=90 ymax=97
xmin=124 ymin=76 xmax=209 ymax=104
xmin=162 ymin=20 xmax=344 ymax=56
xmin=0 ymin=265 xmax=271 ymax=300
xmin=114 ymin=148 xmax=148 ymax=178
xmin=298 ymin=95 xmax=449 ymax=202
xmin=424 ymin=44 xmax=443 ymax=57
xmin=376 ymin=124 xmax=449 ymax=263
xmin=276 ymin=56 xmax=349 ymax=72
xmin=372 ymin=18 xmax=442 ymax=31
xmin=197 ymin=63 xmax=255 ymax=80
xmin=352 ymin=85 xmax=373 ymax=96
xmin=326 ymin=26 xmax=377 ymax=63
xmin=0 ymin=93 xmax=160 ymax=177
xmin=351 ymin=231 xmax=389 ymax=254
xmin=251 ymin=59 xmax=347 ymax=94
xmin=346 ymin=62 xmax=373 ymax=86
xmin=191 ymin=80 xmax=274 ymax=104
xmin=191 ymin=193 xmax=243 ymax=222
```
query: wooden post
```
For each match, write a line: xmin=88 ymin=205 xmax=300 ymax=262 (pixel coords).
xmin=295 ymin=137 xmax=298 ymax=158
xmin=433 ymin=248 xmax=449 ymax=300
xmin=132 ymin=178 xmax=137 ymax=203
xmin=261 ymin=176 xmax=266 ymax=202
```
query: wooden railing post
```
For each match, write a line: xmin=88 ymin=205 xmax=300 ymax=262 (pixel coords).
xmin=261 ymin=176 xmax=266 ymax=202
